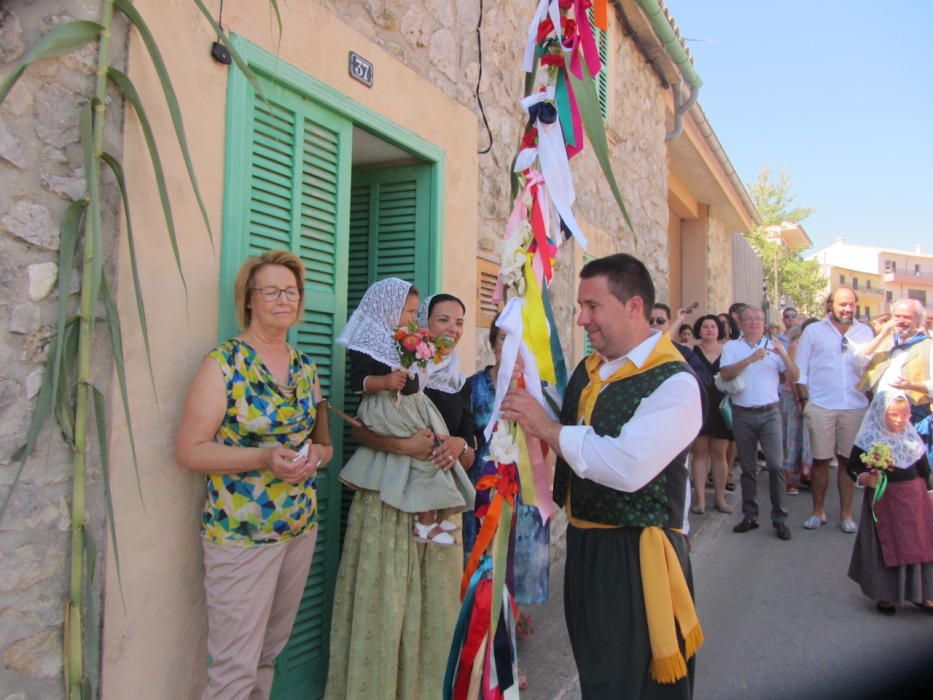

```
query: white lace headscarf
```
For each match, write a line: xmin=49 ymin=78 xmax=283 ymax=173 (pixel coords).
xmin=336 ymin=277 xmax=411 ymax=368
xmin=417 ymin=294 xmax=467 ymax=394
xmin=853 ymin=390 xmax=926 ymax=468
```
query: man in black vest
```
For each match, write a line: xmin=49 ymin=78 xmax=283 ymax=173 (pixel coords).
xmin=501 ymin=253 xmax=703 ymax=700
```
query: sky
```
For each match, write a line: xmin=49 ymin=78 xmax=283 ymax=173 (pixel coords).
xmin=663 ymin=1 xmax=933 ymax=255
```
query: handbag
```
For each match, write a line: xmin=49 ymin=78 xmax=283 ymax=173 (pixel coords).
xmin=719 ymin=395 xmax=733 ymax=430
xmin=714 ymin=370 xmax=746 ymax=397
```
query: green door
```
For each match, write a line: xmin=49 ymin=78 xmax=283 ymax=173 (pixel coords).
xmin=220 ymin=75 xmax=350 ymax=700
xmin=220 ymin=65 xmax=436 ymax=699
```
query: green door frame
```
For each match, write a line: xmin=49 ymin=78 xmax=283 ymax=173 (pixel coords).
xmin=219 ymin=35 xmax=446 ymax=337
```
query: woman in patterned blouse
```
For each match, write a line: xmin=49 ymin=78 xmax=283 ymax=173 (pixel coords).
xmin=175 ymin=250 xmax=332 ymax=699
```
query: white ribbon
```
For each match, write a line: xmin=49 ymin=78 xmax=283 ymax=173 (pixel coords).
xmin=522 ymin=0 xmax=562 ymax=73
xmin=483 ymin=297 xmax=555 ymax=441
xmin=535 ymin=116 xmax=587 ymax=247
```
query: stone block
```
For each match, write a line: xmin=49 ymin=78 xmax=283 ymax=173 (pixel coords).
xmin=40 ymin=167 xmax=86 ymax=201
xmin=1 ymin=630 xmax=62 ymax=680
xmin=9 ymin=303 xmax=39 ymax=335
xmin=34 ymin=83 xmax=80 ymax=149
xmin=25 ymin=369 xmax=44 ymax=400
xmin=22 ymin=326 xmax=54 ymax=364
xmin=0 ymin=8 xmax=24 ymax=64
xmin=1 ymin=201 xmax=59 ymax=251
xmin=27 ymin=262 xmax=58 ymax=302
xmin=428 ymin=29 xmax=458 ymax=83
xmin=0 ymin=116 xmax=26 ymax=170
xmin=0 ymin=544 xmax=64 ymax=594
xmin=425 ymin=0 xmax=454 ymax=27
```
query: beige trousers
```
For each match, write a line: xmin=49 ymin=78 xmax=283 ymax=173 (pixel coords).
xmin=202 ymin=528 xmax=317 ymax=700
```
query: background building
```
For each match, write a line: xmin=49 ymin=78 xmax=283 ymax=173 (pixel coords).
xmin=809 ymin=238 xmax=932 ymax=321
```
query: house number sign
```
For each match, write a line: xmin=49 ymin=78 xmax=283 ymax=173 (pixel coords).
xmin=349 ymin=52 xmax=374 ymax=88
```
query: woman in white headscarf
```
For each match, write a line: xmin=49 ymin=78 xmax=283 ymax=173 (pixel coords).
xmin=846 ymin=390 xmax=933 ymax=614
xmin=325 ymin=283 xmax=475 ymax=700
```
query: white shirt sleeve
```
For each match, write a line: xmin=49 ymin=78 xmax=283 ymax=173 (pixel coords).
xmin=795 ymin=327 xmax=812 ymax=386
xmin=557 ymin=372 xmax=702 ymax=493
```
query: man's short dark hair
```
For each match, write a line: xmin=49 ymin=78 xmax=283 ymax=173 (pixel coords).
xmin=652 ymin=303 xmax=672 ymax=320
xmin=782 ymin=306 xmax=797 ymax=317
xmin=728 ymin=302 xmax=747 ymax=316
xmin=580 ymin=253 xmax=655 ymax=320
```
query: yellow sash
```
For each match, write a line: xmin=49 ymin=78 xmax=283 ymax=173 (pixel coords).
xmin=859 ymin=336 xmax=931 ymax=405
xmin=571 ymin=333 xmax=702 ymax=683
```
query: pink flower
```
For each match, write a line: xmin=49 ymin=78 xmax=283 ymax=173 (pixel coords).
xmin=402 ymin=334 xmax=421 ymax=351
xmin=415 ymin=342 xmax=433 ymax=360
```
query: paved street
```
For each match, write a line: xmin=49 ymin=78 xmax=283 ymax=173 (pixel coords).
xmin=519 ymin=470 xmax=933 ymax=699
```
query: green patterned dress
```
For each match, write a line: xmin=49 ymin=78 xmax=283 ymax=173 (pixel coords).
xmin=202 ymin=338 xmax=319 ymax=546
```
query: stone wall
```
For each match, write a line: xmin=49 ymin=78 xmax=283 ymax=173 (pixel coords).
xmin=706 ymin=208 xmax=734 ymax=313
xmin=0 ymin=1 xmax=126 ymax=697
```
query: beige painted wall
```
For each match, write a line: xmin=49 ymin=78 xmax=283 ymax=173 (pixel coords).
xmin=101 ymin=2 xmax=477 ymax=697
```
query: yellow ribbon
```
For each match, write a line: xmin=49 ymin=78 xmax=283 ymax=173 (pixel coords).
xmin=640 ymin=527 xmax=704 ymax=683
xmin=521 ymin=254 xmax=557 ymax=384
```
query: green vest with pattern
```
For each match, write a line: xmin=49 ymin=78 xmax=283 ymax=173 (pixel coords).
xmin=552 ymin=359 xmax=691 ymax=528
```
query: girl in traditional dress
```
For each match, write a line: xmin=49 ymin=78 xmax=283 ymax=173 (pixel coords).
xmin=336 ymin=278 xmax=475 ymax=545
xmin=846 ymin=389 xmax=933 ymax=614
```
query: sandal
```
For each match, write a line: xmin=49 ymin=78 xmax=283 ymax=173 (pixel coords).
xmin=690 ymin=505 xmax=705 ymax=515
xmin=715 ymin=503 xmax=734 ymax=514
xmin=438 ymin=519 xmax=459 ymax=532
xmin=413 ymin=521 xmax=455 ymax=546
xmin=725 ymin=482 xmax=736 ymax=492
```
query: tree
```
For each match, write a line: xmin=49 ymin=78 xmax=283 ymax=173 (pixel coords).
xmin=744 ymin=166 xmax=826 ymax=316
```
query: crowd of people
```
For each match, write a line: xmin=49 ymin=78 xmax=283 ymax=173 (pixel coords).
xmin=668 ymin=288 xmax=933 ymax=614
xmin=174 ymin=248 xmax=932 ymax=699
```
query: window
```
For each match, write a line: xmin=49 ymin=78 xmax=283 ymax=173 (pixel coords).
xmin=839 ymin=274 xmax=845 ymax=284
xmin=885 ymin=260 xmax=896 ymax=273
xmin=476 ymin=257 xmax=501 ymax=328
xmin=856 ymin=304 xmax=861 ymax=318
xmin=587 ymin=7 xmax=610 ymax=119
xmin=915 ymin=264 xmax=922 ymax=275
xmin=908 ymin=289 xmax=927 ymax=306
xmin=852 ymin=277 xmax=858 ymax=290
xmin=866 ymin=279 xmax=871 ymax=290
xmin=866 ymin=307 xmax=871 ymax=320
xmin=886 ymin=290 xmax=893 ymax=303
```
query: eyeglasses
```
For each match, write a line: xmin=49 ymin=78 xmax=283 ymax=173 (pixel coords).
xmin=649 ymin=318 xmax=668 ymax=326
xmin=251 ymin=286 xmax=301 ymax=302
xmin=840 ymin=336 xmax=849 ymax=354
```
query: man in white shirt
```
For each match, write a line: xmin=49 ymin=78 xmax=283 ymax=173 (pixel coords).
xmin=501 ymin=253 xmax=702 ymax=700
xmin=720 ymin=306 xmax=799 ymax=540
xmin=795 ymin=286 xmax=874 ymax=533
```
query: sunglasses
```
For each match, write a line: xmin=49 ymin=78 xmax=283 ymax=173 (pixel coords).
xmin=783 ymin=312 xmax=798 ymax=320
xmin=649 ymin=318 xmax=668 ymax=326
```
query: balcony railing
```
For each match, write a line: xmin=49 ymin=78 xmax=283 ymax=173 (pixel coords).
xmin=883 ymin=270 xmax=933 ymax=285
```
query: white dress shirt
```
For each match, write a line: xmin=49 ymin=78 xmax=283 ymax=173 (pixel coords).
xmin=795 ymin=318 xmax=874 ymax=409
xmin=558 ymin=331 xmax=702 ymax=495
xmin=720 ymin=336 xmax=786 ymax=407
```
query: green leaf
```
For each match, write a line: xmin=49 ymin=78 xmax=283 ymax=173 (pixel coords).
xmin=100 ymin=274 xmax=145 ymax=508
xmin=90 ymin=384 xmax=125 ymax=605
xmin=107 ymin=67 xmax=187 ymax=294
xmin=565 ymin=55 xmax=636 ymax=241
xmin=0 ymin=20 xmax=102 ymax=105
xmin=51 ymin=200 xmax=87 ymax=416
xmin=100 ymin=152 xmax=158 ymax=402
xmin=79 ymin=102 xmax=104 ymax=329
xmin=54 ymin=317 xmax=80 ymax=448
xmin=191 ymin=0 xmax=266 ymax=99
xmin=112 ymin=0 xmax=214 ymax=249
xmin=82 ymin=526 xmax=100 ymax=699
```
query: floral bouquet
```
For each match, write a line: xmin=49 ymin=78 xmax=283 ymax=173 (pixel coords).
xmin=392 ymin=322 xmax=451 ymax=397
xmin=860 ymin=441 xmax=894 ymax=470
xmin=860 ymin=441 xmax=894 ymax=521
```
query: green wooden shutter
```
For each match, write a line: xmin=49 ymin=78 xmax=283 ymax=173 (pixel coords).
xmin=587 ymin=9 xmax=610 ymax=119
xmin=221 ymin=75 xmax=351 ymax=700
xmin=338 ymin=164 xmax=433 ymax=539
